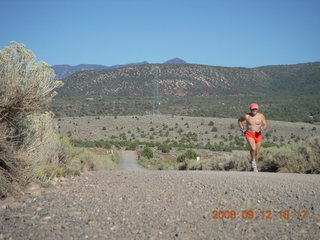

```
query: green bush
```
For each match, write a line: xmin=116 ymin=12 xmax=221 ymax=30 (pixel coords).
xmin=158 ymin=144 xmax=171 ymax=153
xmin=141 ymin=146 xmax=153 ymax=159
xmin=211 ymin=127 xmax=218 ymax=132
xmin=177 ymin=149 xmax=198 ymax=164
xmin=184 ymin=149 xmax=198 ymax=159
xmin=125 ymin=142 xmax=138 ymax=150
xmin=177 ymin=154 xmax=186 ymax=162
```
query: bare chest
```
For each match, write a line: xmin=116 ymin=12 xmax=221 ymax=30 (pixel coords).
xmin=246 ymin=115 xmax=262 ymax=126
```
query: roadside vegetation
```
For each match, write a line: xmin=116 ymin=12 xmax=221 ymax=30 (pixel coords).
xmin=0 ymin=43 xmax=117 ymax=198
xmin=70 ymin=134 xmax=319 ymax=174
xmin=58 ymin=114 xmax=319 ymax=174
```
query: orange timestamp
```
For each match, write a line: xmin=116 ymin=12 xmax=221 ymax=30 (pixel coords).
xmin=211 ymin=210 xmax=308 ymax=220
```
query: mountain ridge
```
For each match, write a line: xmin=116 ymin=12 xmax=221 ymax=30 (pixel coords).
xmin=51 ymin=58 xmax=189 ymax=79
xmin=56 ymin=61 xmax=320 ymax=98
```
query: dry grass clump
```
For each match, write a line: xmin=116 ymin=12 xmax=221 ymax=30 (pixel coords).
xmin=199 ymin=151 xmax=251 ymax=171
xmin=260 ymin=137 xmax=320 ymax=173
xmin=138 ymin=149 xmax=178 ymax=170
xmin=138 ymin=148 xmax=252 ymax=171
xmin=67 ymin=147 xmax=118 ymax=174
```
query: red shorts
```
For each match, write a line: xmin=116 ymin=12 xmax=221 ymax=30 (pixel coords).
xmin=245 ymin=131 xmax=262 ymax=143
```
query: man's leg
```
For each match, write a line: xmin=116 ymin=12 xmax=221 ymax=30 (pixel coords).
xmin=255 ymin=142 xmax=261 ymax=161
xmin=246 ymin=138 xmax=256 ymax=160
xmin=246 ymin=138 xmax=258 ymax=172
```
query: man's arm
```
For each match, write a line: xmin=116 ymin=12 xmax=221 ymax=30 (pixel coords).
xmin=238 ymin=115 xmax=247 ymax=136
xmin=238 ymin=114 xmax=246 ymax=129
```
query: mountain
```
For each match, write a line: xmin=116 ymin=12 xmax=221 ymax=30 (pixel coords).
xmin=51 ymin=61 xmax=320 ymax=121
xmin=56 ymin=62 xmax=320 ymax=98
xmin=163 ymin=58 xmax=188 ymax=64
xmin=51 ymin=58 xmax=188 ymax=79
xmin=51 ymin=61 xmax=149 ymax=79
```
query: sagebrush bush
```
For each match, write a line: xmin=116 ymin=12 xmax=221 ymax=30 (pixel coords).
xmin=0 ymin=42 xmax=63 ymax=197
xmin=260 ymin=137 xmax=320 ymax=173
xmin=19 ymin=113 xmax=73 ymax=182
xmin=0 ymin=42 xmax=62 ymax=116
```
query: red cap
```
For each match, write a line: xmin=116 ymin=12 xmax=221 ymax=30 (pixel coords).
xmin=250 ymin=103 xmax=259 ymax=110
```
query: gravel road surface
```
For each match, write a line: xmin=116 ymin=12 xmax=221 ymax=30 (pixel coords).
xmin=119 ymin=151 xmax=148 ymax=171
xmin=1 ymin=169 xmax=319 ymax=240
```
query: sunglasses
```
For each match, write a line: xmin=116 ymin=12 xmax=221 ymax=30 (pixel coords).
xmin=251 ymin=108 xmax=258 ymax=111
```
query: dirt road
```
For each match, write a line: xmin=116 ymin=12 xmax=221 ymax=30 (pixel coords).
xmin=119 ymin=150 xmax=148 ymax=171
xmin=1 ymin=168 xmax=319 ymax=240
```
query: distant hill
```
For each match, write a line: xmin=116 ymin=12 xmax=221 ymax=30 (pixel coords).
xmin=56 ymin=62 xmax=320 ymax=98
xmin=51 ymin=61 xmax=149 ymax=79
xmin=163 ymin=58 xmax=188 ymax=64
xmin=51 ymin=61 xmax=320 ymax=121
xmin=51 ymin=58 xmax=188 ymax=79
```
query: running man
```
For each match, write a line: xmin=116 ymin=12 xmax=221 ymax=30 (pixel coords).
xmin=238 ymin=103 xmax=268 ymax=172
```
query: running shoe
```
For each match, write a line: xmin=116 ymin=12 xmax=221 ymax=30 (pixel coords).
xmin=252 ymin=160 xmax=258 ymax=172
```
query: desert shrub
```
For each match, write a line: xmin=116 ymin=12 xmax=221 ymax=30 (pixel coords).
xmin=104 ymin=142 xmax=112 ymax=149
xmin=141 ymin=146 xmax=153 ymax=159
xmin=0 ymin=42 xmax=63 ymax=197
xmin=186 ymin=159 xmax=202 ymax=170
xmin=208 ymin=121 xmax=214 ymax=126
xmin=0 ymin=42 xmax=62 ymax=115
xmin=177 ymin=149 xmax=198 ymax=165
xmin=22 ymin=116 xmax=72 ymax=182
xmin=211 ymin=127 xmax=218 ymax=132
xmin=126 ymin=142 xmax=138 ymax=150
xmin=260 ymin=137 xmax=320 ymax=173
xmin=158 ymin=144 xmax=171 ymax=153
xmin=177 ymin=154 xmax=186 ymax=162
xmin=178 ymin=162 xmax=187 ymax=170
xmin=184 ymin=149 xmax=198 ymax=159
xmin=200 ymin=151 xmax=251 ymax=171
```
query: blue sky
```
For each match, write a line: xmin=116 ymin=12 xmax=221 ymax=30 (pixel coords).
xmin=1 ymin=0 xmax=319 ymax=67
